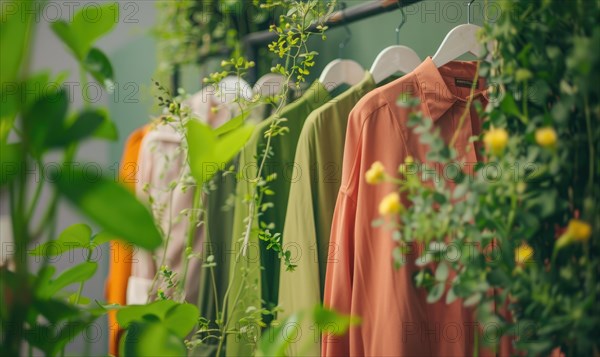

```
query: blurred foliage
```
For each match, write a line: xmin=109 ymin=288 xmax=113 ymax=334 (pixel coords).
xmin=152 ymin=0 xmax=283 ymax=82
xmin=372 ymin=1 xmax=599 ymax=355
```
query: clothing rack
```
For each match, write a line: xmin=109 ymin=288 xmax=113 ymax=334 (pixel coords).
xmin=172 ymin=0 xmax=423 ymax=88
xmin=242 ymin=0 xmax=423 ymax=82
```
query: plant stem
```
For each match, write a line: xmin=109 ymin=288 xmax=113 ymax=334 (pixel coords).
xmin=75 ymin=249 xmax=93 ymax=305
xmin=25 ymin=160 xmax=45 ymax=222
xmin=201 ymin=203 xmax=220 ymax=318
xmin=216 ymin=276 xmax=246 ymax=357
xmin=583 ymin=94 xmax=594 ymax=192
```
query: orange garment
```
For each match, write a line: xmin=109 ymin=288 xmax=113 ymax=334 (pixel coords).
xmin=323 ymin=58 xmax=512 ymax=356
xmin=105 ymin=125 xmax=148 ymax=356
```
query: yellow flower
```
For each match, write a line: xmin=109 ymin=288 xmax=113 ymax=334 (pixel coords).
xmin=535 ymin=127 xmax=557 ymax=148
xmin=515 ymin=243 xmax=534 ymax=266
xmin=483 ymin=128 xmax=509 ymax=155
xmin=558 ymin=219 xmax=592 ymax=246
xmin=555 ymin=219 xmax=592 ymax=251
xmin=567 ymin=219 xmax=592 ymax=242
xmin=378 ymin=192 xmax=403 ymax=216
xmin=365 ymin=161 xmax=385 ymax=185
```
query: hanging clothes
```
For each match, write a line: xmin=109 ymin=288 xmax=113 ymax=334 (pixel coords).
xmin=127 ymin=84 xmax=244 ymax=305
xmin=226 ymin=81 xmax=331 ymax=357
xmin=128 ymin=121 xmax=205 ymax=304
xmin=322 ymin=57 xmax=513 ymax=356
xmin=105 ymin=125 xmax=148 ymax=356
xmin=194 ymin=160 xmax=237 ymax=350
xmin=194 ymin=84 xmax=288 ymax=355
xmin=277 ymin=71 xmax=375 ymax=356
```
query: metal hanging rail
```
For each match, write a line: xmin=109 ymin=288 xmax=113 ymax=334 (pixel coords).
xmin=172 ymin=0 xmax=423 ymax=88
xmin=243 ymin=0 xmax=422 ymax=47
xmin=241 ymin=0 xmax=423 ymax=81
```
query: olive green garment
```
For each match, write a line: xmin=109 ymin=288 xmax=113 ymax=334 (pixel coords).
xmin=194 ymin=167 xmax=236 ymax=357
xmin=278 ymin=71 xmax=375 ymax=356
xmin=226 ymin=81 xmax=331 ymax=356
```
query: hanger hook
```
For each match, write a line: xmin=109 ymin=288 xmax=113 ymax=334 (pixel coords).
xmin=466 ymin=0 xmax=476 ymax=24
xmin=338 ymin=2 xmax=351 ymax=58
xmin=395 ymin=1 xmax=407 ymax=45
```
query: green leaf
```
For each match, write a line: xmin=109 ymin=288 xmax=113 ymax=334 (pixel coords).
xmin=49 ymin=109 xmax=106 ymax=147
xmin=186 ymin=120 xmax=217 ymax=185
xmin=213 ymin=111 xmax=247 ymax=136
xmin=23 ymin=89 xmax=69 ymax=156
xmin=435 ymin=263 xmax=449 ymax=282
xmin=35 ymin=265 xmax=56 ymax=297
xmin=33 ymin=298 xmax=80 ymax=323
xmin=313 ymin=305 xmax=360 ymax=336
xmin=499 ymin=94 xmax=525 ymax=122
xmin=91 ymin=231 xmax=117 ymax=247
xmin=37 ymin=261 xmax=97 ymax=299
xmin=427 ymin=282 xmax=445 ymax=303
xmin=186 ymin=120 xmax=254 ymax=186
xmin=67 ymin=292 xmax=91 ymax=305
xmin=214 ymin=124 xmax=254 ymax=163
xmin=121 ymin=320 xmax=187 ymax=357
xmin=0 ymin=12 xmax=36 ymax=141
xmin=445 ymin=287 xmax=457 ymax=304
xmin=0 ymin=98 xmax=17 ymax=142
xmin=51 ymin=20 xmax=85 ymax=60
xmin=487 ymin=268 xmax=510 ymax=286
xmin=117 ymin=300 xmax=178 ymax=328
xmin=51 ymin=318 xmax=99 ymax=355
xmin=257 ymin=312 xmax=302 ymax=357
xmin=57 ymin=223 xmax=92 ymax=246
xmin=453 ymin=183 xmax=469 ymax=199
xmin=163 ymin=303 xmax=200 ymax=338
xmin=0 ymin=0 xmax=36 ymax=85
xmin=29 ymin=223 xmax=92 ymax=257
xmin=53 ymin=168 xmax=162 ymax=251
xmin=52 ymin=3 xmax=120 ymax=61
xmin=463 ymin=293 xmax=482 ymax=307
xmin=72 ymin=3 xmax=119 ymax=52
xmin=1 ymin=72 xmax=67 ymax=142
xmin=92 ymin=110 xmax=118 ymax=140
xmin=84 ymin=47 xmax=114 ymax=87
xmin=23 ymin=325 xmax=54 ymax=354
xmin=0 ymin=142 xmax=21 ymax=186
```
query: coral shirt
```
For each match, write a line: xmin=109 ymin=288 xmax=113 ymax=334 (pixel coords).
xmin=323 ymin=57 xmax=510 ymax=356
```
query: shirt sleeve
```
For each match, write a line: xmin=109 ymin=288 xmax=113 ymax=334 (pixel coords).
xmin=321 ymin=105 xmax=364 ymax=357
xmin=278 ymin=138 xmax=321 ymax=357
xmin=321 ymin=191 xmax=357 ymax=357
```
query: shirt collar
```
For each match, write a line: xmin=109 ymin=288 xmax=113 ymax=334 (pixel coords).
xmin=413 ymin=57 xmax=487 ymax=122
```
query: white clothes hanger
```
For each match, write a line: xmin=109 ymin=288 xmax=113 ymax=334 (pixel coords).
xmin=217 ymin=75 xmax=253 ymax=103
xmin=319 ymin=59 xmax=364 ymax=91
xmin=432 ymin=0 xmax=492 ymax=67
xmin=253 ymin=73 xmax=286 ymax=98
xmin=370 ymin=4 xmax=421 ymax=84
xmin=186 ymin=75 xmax=253 ymax=128
xmin=318 ymin=3 xmax=364 ymax=92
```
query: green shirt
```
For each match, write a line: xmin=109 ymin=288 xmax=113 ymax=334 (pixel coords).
xmin=278 ymin=72 xmax=375 ymax=356
xmin=196 ymin=167 xmax=236 ymax=356
xmin=226 ymin=81 xmax=331 ymax=356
